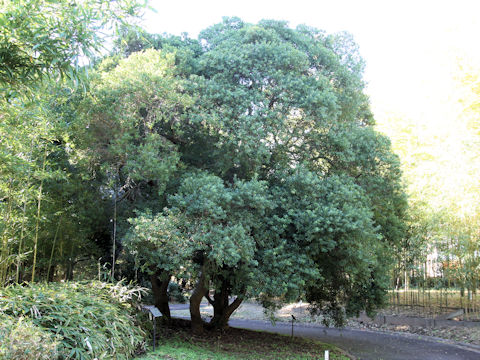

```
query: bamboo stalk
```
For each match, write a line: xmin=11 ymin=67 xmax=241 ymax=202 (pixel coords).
xmin=32 ymin=145 xmax=47 ymax=283
xmin=1 ymin=180 xmax=13 ymax=284
xmin=15 ymin=201 xmax=27 ymax=283
xmin=111 ymin=183 xmax=117 ymax=281
xmin=46 ymin=219 xmax=61 ymax=281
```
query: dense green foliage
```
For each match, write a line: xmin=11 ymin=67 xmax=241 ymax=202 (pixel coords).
xmin=0 ymin=281 xmax=146 ymax=359
xmin=112 ymin=18 xmax=407 ymax=329
xmin=0 ymin=0 xmax=145 ymax=287
xmin=0 ymin=0 xmax=144 ymax=286
xmin=3 ymin=0 xmax=480 ymax=349
xmin=0 ymin=314 xmax=58 ymax=360
xmin=0 ymin=0 xmax=407 ymax=335
xmin=0 ymin=0 xmax=144 ymax=96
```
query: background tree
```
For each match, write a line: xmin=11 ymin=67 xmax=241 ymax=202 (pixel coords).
xmin=76 ymin=49 xmax=191 ymax=279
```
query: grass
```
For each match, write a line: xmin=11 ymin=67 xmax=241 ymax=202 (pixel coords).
xmin=137 ymin=319 xmax=351 ymax=360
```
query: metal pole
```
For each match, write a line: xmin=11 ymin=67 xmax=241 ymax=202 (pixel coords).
xmin=291 ymin=315 xmax=296 ymax=337
xmin=153 ymin=317 xmax=156 ymax=351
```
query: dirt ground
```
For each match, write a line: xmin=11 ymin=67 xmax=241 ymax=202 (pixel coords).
xmin=148 ymin=319 xmax=350 ymax=360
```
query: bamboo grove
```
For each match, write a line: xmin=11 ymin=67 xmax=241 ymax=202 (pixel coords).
xmin=380 ymin=61 xmax=480 ymax=316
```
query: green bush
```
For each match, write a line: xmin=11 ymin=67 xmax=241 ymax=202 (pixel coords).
xmin=168 ymin=282 xmax=187 ymax=304
xmin=0 ymin=281 xmax=146 ymax=359
xmin=0 ymin=314 xmax=59 ymax=360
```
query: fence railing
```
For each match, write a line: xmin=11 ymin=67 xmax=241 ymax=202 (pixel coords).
xmin=387 ymin=289 xmax=480 ymax=320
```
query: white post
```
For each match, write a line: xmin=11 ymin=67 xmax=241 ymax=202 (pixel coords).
xmin=325 ymin=350 xmax=329 ymax=360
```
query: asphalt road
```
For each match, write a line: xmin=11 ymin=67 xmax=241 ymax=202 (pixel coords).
xmin=228 ymin=318 xmax=480 ymax=360
xmin=169 ymin=304 xmax=480 ymax=359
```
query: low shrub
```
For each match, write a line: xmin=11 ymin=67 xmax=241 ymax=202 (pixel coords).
xmin=0 ymin=281 xmax=147 ymax=359
xmin=0 ymin=314 xmax=59 ymax=360
xmin=168 ymin=282 xmax=187 ymax=303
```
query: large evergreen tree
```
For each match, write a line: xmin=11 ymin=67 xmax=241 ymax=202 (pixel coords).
xmin=101 ymin=18 xmax=408 ymax=332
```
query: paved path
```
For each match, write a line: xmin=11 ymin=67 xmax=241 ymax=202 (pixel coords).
xmin=170 ymin=304 xmax=480 ymax=359
xmin=228 ymin=318 xmax=480 ymax=360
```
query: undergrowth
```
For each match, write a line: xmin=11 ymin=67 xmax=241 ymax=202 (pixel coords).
xmin=138 ymin=320 xmax=351 ymax=360
xmin=0 ymin=281 xmax=147 ymax=360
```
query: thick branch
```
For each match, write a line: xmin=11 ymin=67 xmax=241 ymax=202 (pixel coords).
xmin=225 ymin=294 xmax=244 ymax=319
xmin=205 ymin=291 xmax=215 ymax=306
xmin=190 ymin=265 xmax=208 ymax=334
xmin=150 ymin=269 xmax=171 ymax=320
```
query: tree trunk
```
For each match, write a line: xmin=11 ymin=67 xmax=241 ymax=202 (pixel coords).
xmin=151 ymin=270 xmax=171 ymax=320
xmin=65 ymin=260 xmax=74 ymax=281
xmin=190 ymin=266 xmax=208 ymax=334
xmin=65 ymin=243 xmax=75 ymax=281
xmin=208 ymin=281 xmax=244 ymax=329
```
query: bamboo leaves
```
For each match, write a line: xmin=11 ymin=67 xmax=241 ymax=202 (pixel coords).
xmin=0 ymin=0 xmax=145 ymax=94
xmin=0 ymin=281 xmax=146 ymax=359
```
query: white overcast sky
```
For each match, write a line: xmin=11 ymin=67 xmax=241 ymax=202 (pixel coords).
xmin=142 ymin=0 xmax=480 ymax=121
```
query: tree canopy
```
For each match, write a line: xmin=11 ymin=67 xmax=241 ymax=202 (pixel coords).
xmin=96 ymin=18 xmax=407 ymax=331
xmin=0 ymin=11 xmax=407 ymax=334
